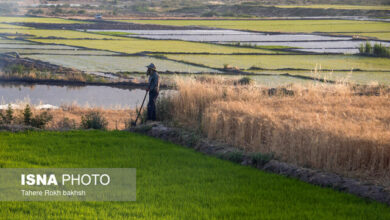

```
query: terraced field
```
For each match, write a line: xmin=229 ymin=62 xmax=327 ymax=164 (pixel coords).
xmin=23 ymin=54 xmax=219 ymax=73
xmin=275 ymin=4 xmax=390 ymax=10
xmin=0 ymin=16 xmax=87 ymax=24
xmin=165 ymin=54 xmax=390 ymax=71
xmin=118 ymin=19 xmax=390 ymax=40
xmin=1 ymin=16 xmax=389 ymax=86
xmin=0 ymin=29 xmax=124 ymax=39
xmin=0 ymin=131 xmax=389 ymax=219
xmin=32 ymin=39 xmax=279 ymax=54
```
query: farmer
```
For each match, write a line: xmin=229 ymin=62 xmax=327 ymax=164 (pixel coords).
xmin=146 ymin=63 xmax=160 ymax=121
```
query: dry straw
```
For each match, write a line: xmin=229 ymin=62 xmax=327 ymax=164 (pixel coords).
xmin=165 ymin=76 xmax=390 ymax=187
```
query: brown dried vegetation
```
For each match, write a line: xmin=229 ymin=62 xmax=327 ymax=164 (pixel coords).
xmin=161 ymin=77 xmax=390 ymax=187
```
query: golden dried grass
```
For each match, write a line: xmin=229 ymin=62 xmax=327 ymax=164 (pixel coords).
xmin=27 ymin=105 xmax=135 ymax=130
xmin=166 ymin=76 xmax=390 ymax=186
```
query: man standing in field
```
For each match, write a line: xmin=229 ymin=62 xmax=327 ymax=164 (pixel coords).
xmin=146 ymin=63 xmax=160 ymax=121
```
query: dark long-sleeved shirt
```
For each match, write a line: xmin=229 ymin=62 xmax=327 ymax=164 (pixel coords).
xmin=148 ymin=71 xmax=160 ymax=93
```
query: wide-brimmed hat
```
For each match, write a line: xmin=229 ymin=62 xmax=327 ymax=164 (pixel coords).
xmin=146 ymin=63 xmax=156 ymax=70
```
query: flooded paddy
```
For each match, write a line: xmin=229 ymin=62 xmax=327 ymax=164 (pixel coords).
xmin=88 ymin=29 xmax=390 ymax=54
xmin=0 ymin=83 xmax=166 ymax=109
xmin=244 ymin=40 xmax=390 ymax=54
xmin=0 ymin=48 xmax=118 ymax=55
xmin=22 ymin=54 xmax=220 ymax=73
xmin=248 ymin=70 xmax=390 ymax=85
xmin=0 ymin=43 xmax=78 ymax=50
xmin=90 ymin=29 xmax=349 ymax=42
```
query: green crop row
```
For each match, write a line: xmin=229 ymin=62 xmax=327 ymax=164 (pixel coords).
xmin=32 ymin=38 xmax=282 ymax=54
xmin=165 ymin=54 xmax=390 ymax=71
xmin=0 ymin=131 xmax=389 ymax=219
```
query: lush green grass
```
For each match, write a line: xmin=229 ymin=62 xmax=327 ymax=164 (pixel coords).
xmin=0 ymin=29 xmax=125 ymax=40
xmin=32 ymin=39 xmax=280 ymax=54
xmin=0 ymin=24 xmax=32 ymax=29
xmin=89 ymin=31 xmax=136 ymax=36
xmin=118 ymin=19 xmax=390 ymax=40
xmin=165 ymin=54 xmax=390 ymax=71
xmin=344 ymin=32 xmax=390 ymax=41
xmin=0 ymin=17 xmax=87 ymax=24
xmin=0 ymin=131 xmax=389 ymax=219
xmin=275 ymin=4 xmax=390 ymax=10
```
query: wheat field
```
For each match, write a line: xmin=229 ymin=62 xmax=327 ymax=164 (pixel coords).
xmin=160 ymin=76 xmax=390 ymax=187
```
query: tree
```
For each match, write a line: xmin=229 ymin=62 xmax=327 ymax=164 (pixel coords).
xmin=5 ymin=104 xmax=13 ymax=124
xmin=23 ymin=104 xmax=32 ymax=125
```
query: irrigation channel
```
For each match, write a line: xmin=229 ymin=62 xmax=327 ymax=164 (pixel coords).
xmin=0 ymin=83 xmax=173 ymax=109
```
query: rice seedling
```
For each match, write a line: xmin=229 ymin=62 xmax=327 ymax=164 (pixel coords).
xmin=165 ymin=54 xmax=390 ymax=71
xmin=0 ymin=131 xmax=389 ymax=218
xmin=0 ymin=29 xmax=125 ymax=39
xmin=0 ymin=16 xmax=87 ymax=24
xmin=118 ymin=19 xmax=390 ymax=39
xmin=275 ymin=5 xmax=390 ymax=10
xmin=31 ymin=38 xmax=279 ymax=54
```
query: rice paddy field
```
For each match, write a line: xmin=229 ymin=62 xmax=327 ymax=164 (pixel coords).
xmin=0 ymin=16 xmax=389 ymax=102
xmin=165 ymin=54 xmax=390 ymax=71
xmin=1 ymin=15 xmax=390 ymax=219
xmin=31 ymin=39 xmax=278 ymax=54
xmin=0 ymin=131 xmax=389 ymax=219
xmin=0 ymin=17 xmax=86 ymax=24
xmin=274 ymin=4 xmax=390 ymax=10
xmin=117 ymin=19 xmax=390 ymax=40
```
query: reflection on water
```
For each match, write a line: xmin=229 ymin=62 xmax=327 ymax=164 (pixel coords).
xmin=0 ymin=83 xmax=164 ymax=109
xmin=89 ymin=29 xmax=349 ymax=42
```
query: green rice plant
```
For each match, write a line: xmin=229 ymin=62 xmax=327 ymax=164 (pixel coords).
xmin=275 ymin=5 xmax=390 ymax=10
xmin=166 ymin=54 xmax=390 ymax=71
xmin=0 ymin=16 xmax=87 ymax=24
xmin=117 ymin=19 xmax=390 ymax=40
xmin=0 ymin=131 xmax=389 ymax=218
xmin=32 ymin=38 xmax=278 ymax=54
xmin=90 ymin=31 xmax=135 ymax=36
xmin=0 ymin=29 xmax=126 ymax=39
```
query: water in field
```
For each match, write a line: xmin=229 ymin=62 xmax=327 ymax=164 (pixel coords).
xmin=0 ymin=48 xmax=118 ymax=55
xmin=22 ymin=54 xmax=220 ymax=73
xmin=86 ymin=29 xmax=390 ymax=54
xmin=0 ymin=83 xmax=165 ymax=109
xmin=0 ymin=43 xmax=78 ymax=50
xmin=246 ymin=70 xmax=390 ymax=85
xmin=242 ymin=40 xmax=390 ymax=54
xmin=90 ymin=29 xmax=349 ymax=42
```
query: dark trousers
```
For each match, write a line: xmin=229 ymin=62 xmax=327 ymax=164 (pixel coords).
xmin=147 ymin=91 xmax=159 ymax=121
